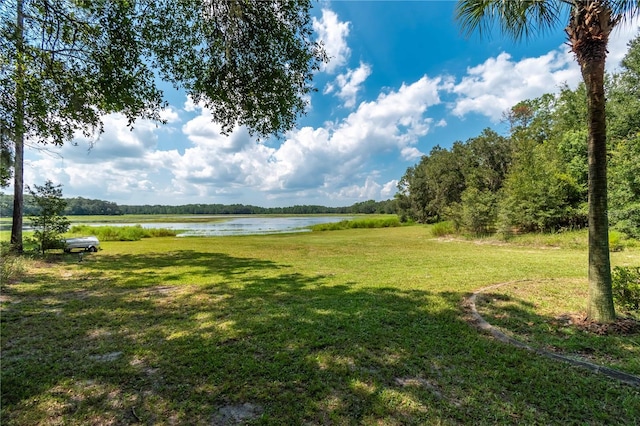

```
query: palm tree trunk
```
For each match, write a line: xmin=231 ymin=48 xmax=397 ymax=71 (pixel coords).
xmin=582 ymin=57 xmax=615 ymax=323
xmin=10 ymin=0 xmax=25 ymax=253
xmin=567 ymin=1 xmax=616 ymax=323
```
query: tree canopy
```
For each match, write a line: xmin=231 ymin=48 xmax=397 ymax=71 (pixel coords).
xmin=1 ymin=0 xmax=325 ymax=251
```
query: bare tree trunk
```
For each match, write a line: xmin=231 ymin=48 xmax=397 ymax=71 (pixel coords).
xmin=10 ymin=0 xmax=25 ymax=253
xmin=11 ymin=134 xmax=23 ymax=253
xmin=583 ymin=58 xmax=615 ymax=323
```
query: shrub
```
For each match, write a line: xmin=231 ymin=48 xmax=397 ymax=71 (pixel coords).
xmin=611 ymin=266 xmax=640 ymax=313
xmin=148 ymin=228 xmax=180 ymax=237
xmin=459 ymin=188 xmax=498 ymax=236
xmin=431 ymin=221 xmax=455 ymax=237
xmin=28 ymin=180 xmax=70 ymax=255
xmin=609 ymin=230 xmax=625 ymax=252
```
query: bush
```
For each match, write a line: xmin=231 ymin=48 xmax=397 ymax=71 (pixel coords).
xmin=459 ymin=188 xmax=498 ymax=235
xmin=610 ymin=204 xmax=640 ymax=239
xmin=609 ymin=230 xmax=625 ymax=252
xmin=431 ymin=221 xmax=455 ymax=237
xmin=611 ymin=266 xmax=640 ymax=313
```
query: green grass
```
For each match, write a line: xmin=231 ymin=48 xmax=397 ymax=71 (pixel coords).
xmin=475 ymin=279 xmax=640 ymax=375
xmin=2 ymin=226 xmax=639 ymax=424
xmin=311 ymin=216 xmax=401 ymax=231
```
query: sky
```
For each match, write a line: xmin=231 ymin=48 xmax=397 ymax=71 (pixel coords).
xmin=15 ymin=1 xmax=640 ymax=208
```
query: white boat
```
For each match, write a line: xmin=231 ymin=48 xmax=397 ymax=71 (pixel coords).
xmin=64 ymin=236 xmax=100 ymax=253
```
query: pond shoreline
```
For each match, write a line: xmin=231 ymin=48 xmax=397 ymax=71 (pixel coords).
xmin=68 ymin=215 xmax=353 ymax=237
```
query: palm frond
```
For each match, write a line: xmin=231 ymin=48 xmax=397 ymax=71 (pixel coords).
xmin=606 ymin=0 xmax=640 ymax=24
xmin=456 ymin=0 xmax=567 ymax=41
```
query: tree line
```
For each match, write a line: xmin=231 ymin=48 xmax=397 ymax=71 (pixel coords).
xmin=0 ymin=193 xmax=397 ymax=217
xmin=396 ymin=33 xmax=640 ymax=240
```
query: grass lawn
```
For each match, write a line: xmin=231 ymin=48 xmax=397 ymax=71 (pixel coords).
xmin=1 ymin=225 xmax=639 ymax=424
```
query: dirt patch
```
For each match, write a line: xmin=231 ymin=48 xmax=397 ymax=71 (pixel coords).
xmin=146 ymin=285 xmax=181 ymax=296
xmin=395 ymin=377 xmax=443 ymax=398
xmin=0 ymin=294 xmax=16 ymax=303
xmin=89 ymin=351 xmax=123 ymax=362
xmin=212 ymin=403 xmax=263 ymax=425
xmin=554 ymin=313 xmax=640 ymax=336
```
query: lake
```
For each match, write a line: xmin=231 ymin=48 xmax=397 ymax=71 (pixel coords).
xmin=75 ymin=216 xmax=351 ymax=237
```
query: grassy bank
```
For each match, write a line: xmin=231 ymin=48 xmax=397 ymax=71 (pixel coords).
xmin=310 ymin=216 xmax=402 ymax=231
xmin=67 ymin=224 xmax=179 ymax=241
xmin=2 ymin=225 xmax=639 ymax=424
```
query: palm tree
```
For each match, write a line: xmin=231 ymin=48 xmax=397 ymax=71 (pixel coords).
xmin=456 ymin=0 xmax=639 ymax=323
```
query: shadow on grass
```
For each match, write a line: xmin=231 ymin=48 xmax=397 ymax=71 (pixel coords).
xmin=474 ymin=289 xmax=640 ymax=377
xmin=2 ymin=252 xmax=639 ymax=424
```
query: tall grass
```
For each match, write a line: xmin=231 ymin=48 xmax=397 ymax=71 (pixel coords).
xmin=311 ymin=216 xmax=401 ymax=231
xmin=68 ymin=224 xmax=177 ymax=241
xmin=430 ymin=221 xmax=456 ymax=237
xmin=0 ymin=244 xmax=27 ymax=284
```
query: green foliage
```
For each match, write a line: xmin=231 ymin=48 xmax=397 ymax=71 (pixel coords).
xmin=464 ymin=129 xmax=512 ymax=193
xmin=2 ymin=1 xmax=324 ymax=142
xmin=450 ymin=188 xmax=498 ymax=235
xmin=430 ymin=221 xmax=455 ymax=237
xmin=0 ymin=1 xmax=164 ymax=147
xmin=455 ymin=0 xmax=640 ymax=322
xmin=0 ymin=242 xmax=25 ymax=283
xmin=608 ymin=230 xmax=625 ymax=252
xmin=611 ymin=266 xmax=640 ymax=313
xmin=27 ymin=180 xmax=69 ymax=255
xmin=456 ymin=1 xmax=566 ymax=41
xmin=498 ymin=89 xmax=587 ymax=234
xmin=141 ymin=0 xmax=324 ymax=138
xmin=64 ymin=197 xmax=122 ymax=215
xmin=397 ymin=129 xmax=509 ymax=224
xmin=310 ymin=217 xmax=401 ymax=231
xmin=398 ymin=44 xmax=640 ymax=238
xmin=556 ymin=129 xmax=588 ymax=192
xmin=0 ymin=135 xmax=11 ymax=188
xmin=608 ymin=135 xmax=640 ymax=239
xmin=497 ymin=140 xmax=585 ymax=233
xmin=608 ymin=38 xmax=640 ymax=140
xmin=68 ymin=224 xmax=177 ymax=241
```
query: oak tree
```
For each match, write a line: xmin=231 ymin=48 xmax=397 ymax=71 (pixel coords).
xmin=1 ymin=0 xmax=325 ymax=252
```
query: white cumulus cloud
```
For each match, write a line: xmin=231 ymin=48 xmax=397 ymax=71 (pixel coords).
xmin=450 ymin=49 xmax=580 ymax=121
xmin=313 ymin=8 xmax=351 ymax=74
xmin=327 ymin=62 xmax=373 ymax=108
xmin=449 ymin=21 xmax=640 ymax=121
xmin=165 ymin=75 xmax=442 ymax=201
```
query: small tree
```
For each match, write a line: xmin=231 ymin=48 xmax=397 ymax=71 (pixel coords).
xmin=28 ymin=180 xmax=69 ymax=255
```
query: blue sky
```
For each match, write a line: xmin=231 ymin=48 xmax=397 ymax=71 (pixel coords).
xmin=18 ymin=1 xmax=640 ymax=207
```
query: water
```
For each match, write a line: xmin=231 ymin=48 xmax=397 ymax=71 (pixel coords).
xmin=74 ymin=216 xmax=350 ymax=237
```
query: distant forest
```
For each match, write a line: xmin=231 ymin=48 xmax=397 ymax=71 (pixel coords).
xmin=0 ymin=194 xmax=398 ymax=217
